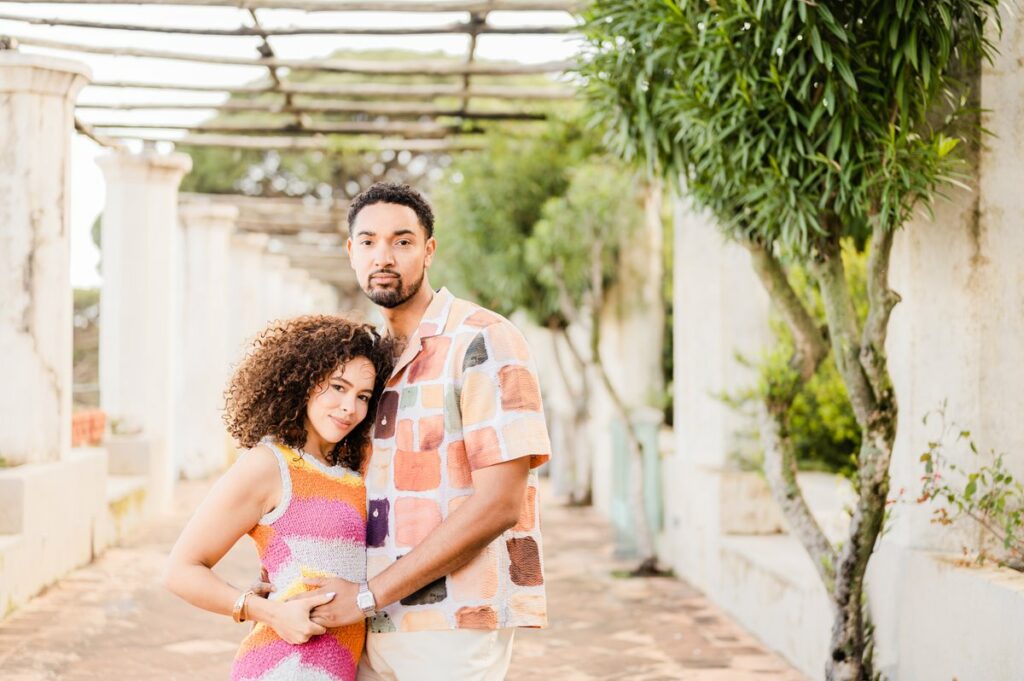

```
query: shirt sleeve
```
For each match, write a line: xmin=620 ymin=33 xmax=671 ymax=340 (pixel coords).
xmin=458 ymin=320 xmax=552 ymax=472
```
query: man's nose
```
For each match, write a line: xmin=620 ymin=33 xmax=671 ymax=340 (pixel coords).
xmin=372 ymin=243 xmax=396 ymax=268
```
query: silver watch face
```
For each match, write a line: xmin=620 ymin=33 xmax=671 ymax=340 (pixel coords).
xmin=357 ymin=590 xmax=375 ymax=612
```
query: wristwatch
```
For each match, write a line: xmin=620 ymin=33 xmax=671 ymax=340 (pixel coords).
xmin=356 ymin=581 xmax=377 ymax=618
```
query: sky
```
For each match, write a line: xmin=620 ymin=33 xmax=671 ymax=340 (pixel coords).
xmin=0 ymin=4 xmax=581 ymax=287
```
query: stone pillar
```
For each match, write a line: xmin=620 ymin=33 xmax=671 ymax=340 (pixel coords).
xmin=178 ymin=202 xmax=237 ymax=479
xmin=98 ymin=150 xmax=191 ymax=510
xmin=591 ymin=182 xmax=667 ymax=515
xmin=227 ymin=232 xmax=270 ymax=362
xmin=0 ymin=53 xmax=89 ymax=465
xmin=313 ymin=280 xmax=340 ymax=314
xmin=666 ymin=186 xmax=773 ymax=589
xmin=262 ymin=255 xmax=291 ymax=323
xmin=283 ymin=267 xmax=311 ymax=316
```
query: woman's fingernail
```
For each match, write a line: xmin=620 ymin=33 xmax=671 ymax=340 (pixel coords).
xmin=326 ymin=592 xmax=336 ymax=599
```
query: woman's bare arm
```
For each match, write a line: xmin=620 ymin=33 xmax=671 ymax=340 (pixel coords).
xmin=162 ymin=445 xmax=279 ymax=617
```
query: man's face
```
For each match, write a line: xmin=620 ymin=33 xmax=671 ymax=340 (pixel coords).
xmin=347 ymin=202 xmax=435 ymax=309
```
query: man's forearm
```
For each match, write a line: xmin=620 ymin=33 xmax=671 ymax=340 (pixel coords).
xmin=368 ymin=494 xmax=516 ymax=609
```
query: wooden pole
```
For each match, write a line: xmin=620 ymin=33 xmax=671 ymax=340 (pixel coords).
xmin=87 ymin=79 xmax=577 ymax=100
xmin=74 ymin=117 xmax=127 ymax=149
xmin=0 ymin=13 xmax=573 ymax=36
xmin=10 ymin=34 xmax=573 ymax=75
xmin=97 ymin=132 xmax=486 ymax=152
xmin=88 ymin=120 xmax=476 ymax=136
xmin=0 ymin=0 xmax=579 ymax=11
xmin=77 ymin=100 xmax=548 ymax=120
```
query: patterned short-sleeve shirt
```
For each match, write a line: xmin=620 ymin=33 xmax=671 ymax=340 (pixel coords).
xmin=365 ymin=287 xmax=551 ymax=633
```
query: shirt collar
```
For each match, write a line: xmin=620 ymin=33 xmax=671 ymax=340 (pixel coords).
xmin=388 ymin=287 xmax=455 ymax=381
xmin=414 ymin=286 xmax=454 ymax=339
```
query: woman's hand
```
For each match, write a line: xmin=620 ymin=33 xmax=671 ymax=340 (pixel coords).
xmin=262 ymin=591 xmax=337 ymax=645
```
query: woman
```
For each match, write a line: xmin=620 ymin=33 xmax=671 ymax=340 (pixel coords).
xmin=164 ymin=315 xmax=395 ymax=680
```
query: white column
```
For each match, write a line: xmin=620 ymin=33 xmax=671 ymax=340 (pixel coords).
xmin=0 ymin=53 xmax=89 ymax=465
xmin=666 ymin=187 xmax=773 ymax=586
xmin=228 ymin=232 xmax=270 ymax=361
xmin=283 ymin=268 xmax=311 ymax=316
xmin=262 ymin=254 xmax=291 ymax=323
xmin=98 ymin=150 xmax=191 ymax=510
xmin=590 ymin=182 xmax=667 ymax=515
xmin=312 ymin=280 xmax=339 ymax=314
xmin=178 ymin=202 xmax=237 ymax=479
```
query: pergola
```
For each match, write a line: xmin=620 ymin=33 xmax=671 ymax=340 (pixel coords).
xmin=0 ymin=1 xmax=581 ymax=498
xmin=1 ymin=0 xmax=580 ymax=293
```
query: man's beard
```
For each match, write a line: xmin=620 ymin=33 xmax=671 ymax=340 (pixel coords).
xmin=363 ymin=269 xmax=425 ymax=309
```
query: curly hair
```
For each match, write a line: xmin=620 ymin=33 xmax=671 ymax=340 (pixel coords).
xmin=224 ymin=315 xmax=397 ymax=471
xmin=347 ymin=182 xmax=435 ymax=239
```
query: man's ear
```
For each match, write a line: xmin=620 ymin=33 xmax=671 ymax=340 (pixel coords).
xmin=346 ymin=237 xmax=353 ymax=261
xmin=423 ymin=236 xmax=437 ymax=269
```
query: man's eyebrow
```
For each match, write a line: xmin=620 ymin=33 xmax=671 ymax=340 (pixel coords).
xmin=352 ymin=228 xmax=419 ymax=237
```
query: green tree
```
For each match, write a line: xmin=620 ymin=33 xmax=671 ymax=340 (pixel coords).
xmin=528 ymin=163 xmax=665 ymax=573
xmin=433 ymin=125 xmax=668 ymax=575
xmin=432 ymin=124 xmax=592 ymax=501
xmin=581 ymin=2 xmax=1000 ymax=679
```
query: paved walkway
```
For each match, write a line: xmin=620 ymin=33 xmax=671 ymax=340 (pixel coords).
xmin=0 ymin=480 xmax=805 ymax=681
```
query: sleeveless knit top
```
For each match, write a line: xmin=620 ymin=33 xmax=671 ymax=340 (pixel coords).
xmin=230 ymin=439 xmax=367 ymax=681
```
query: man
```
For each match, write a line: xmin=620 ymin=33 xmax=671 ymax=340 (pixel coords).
xmin=304 ymin=182 xmax=552 ymax=681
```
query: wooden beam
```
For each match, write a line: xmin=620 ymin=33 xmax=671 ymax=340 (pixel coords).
xmin=77 ymin=100 xmax=548 ymax=120
xmin=89 ymin=120 xmax=474 ymax=136
xmin=11 ymin=34 xmax=574 ymax=75
xmin=73 ymin=117 xmax=126 ymax=149
xmin=87 ymin=80 xmax=576 ymax=100
xmin=0 ymin=13 xmax=573 ymax=36
xmin=0 ymin=0 xmax=579 ymax=12
xmin=109 ymin=133 xmax=485 ymax=152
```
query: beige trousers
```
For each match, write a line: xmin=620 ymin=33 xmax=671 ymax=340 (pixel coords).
xmin=356 ymin=629 xmax=515 ymax=681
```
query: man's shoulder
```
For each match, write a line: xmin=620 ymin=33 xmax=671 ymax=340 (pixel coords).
xmin=445 ymin=295 xmax=521 ymax=337
xmin=443 ymin=297 xmax=533 ymax=373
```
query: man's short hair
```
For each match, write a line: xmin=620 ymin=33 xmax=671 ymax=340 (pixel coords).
xmin=347 ymin=182 xmax=435 ymax=239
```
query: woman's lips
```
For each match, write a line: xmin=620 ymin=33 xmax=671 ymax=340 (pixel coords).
xmin=330 ymin=415 xmax=353 ymax=430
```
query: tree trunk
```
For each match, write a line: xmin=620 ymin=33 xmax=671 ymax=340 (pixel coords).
xmin=551 ymin=324 xmax=593 ymax=505
xmin=811 ymin=228 xmax=899 ymax=681
xmin=743 ymin=230 xmax=899 ymax=681
xmin=558 ymin=317 xmax=661 ymax=573
xmin=599 ymin=360 xmax=660 ymax=575
xmin=744 ymin=239 xmax=837 ymax=585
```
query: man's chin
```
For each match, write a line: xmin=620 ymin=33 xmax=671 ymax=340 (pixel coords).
xmin=366 ymin=289 xmax=406 ymax=309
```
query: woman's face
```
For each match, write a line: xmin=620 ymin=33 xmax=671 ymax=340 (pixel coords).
xmin=305 ymin=356 xmax=377 ymax=445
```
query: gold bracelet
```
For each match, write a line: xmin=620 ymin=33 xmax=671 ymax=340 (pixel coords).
xmin=232 ymin=589 xmax=255 ymax=623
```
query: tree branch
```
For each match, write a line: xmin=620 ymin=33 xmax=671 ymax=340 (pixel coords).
xmin=859 ymin=223 xmax=901 ymax=400
xmin=743 ymin=238 xmax=829 ymax=382
xmin=811 ymin=233 xmax=877 ymax=427
xmin=757 ymin=402 xmax=838 ymax=586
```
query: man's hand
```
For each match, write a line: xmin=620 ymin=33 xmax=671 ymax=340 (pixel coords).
xmin=293 ymin=577 xmax=363 ymax=629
